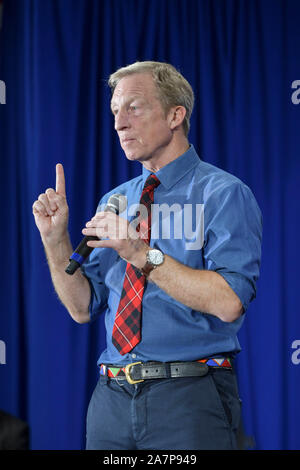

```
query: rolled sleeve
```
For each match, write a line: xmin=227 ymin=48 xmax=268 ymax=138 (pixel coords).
xmin=203 ymin=181 xmax=262 ymax=312
xmin=80 ymin=248 xmax=109 ymax=322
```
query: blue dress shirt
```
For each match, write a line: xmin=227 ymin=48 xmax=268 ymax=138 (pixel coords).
xmin=81 ymin=145 xmax=262 ymax=365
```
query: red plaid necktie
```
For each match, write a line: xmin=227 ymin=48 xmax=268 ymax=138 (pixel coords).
xmin=112 ymin=174 xmax=160 ymax=355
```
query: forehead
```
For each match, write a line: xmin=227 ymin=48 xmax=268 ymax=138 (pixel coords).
xmin=111 ymin=73 xmax=158 ymax=104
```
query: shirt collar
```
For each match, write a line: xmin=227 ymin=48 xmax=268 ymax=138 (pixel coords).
xmin=142 ymin=144 xmax=200 ymax=190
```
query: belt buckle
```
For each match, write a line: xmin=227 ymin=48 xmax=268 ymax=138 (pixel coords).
xmin=124 ymin=362 xmax=144 ymax=384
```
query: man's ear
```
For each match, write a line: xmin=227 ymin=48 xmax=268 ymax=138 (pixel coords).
xmin=168 ymin=106 xmax=187 ymax=130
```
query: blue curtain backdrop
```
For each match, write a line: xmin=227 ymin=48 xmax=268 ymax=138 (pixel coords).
xmin=0 ymin=0 xmax=299 ymax=450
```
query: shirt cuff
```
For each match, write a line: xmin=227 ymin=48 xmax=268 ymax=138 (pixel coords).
xmin=217 ymin=270 xmax=256 ymax=313
xmin=80 ymin=268 xmax=108 ymax=322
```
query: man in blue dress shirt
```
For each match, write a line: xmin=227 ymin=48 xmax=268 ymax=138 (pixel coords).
xmin=33 ymin=61 xmax=262 ymax=450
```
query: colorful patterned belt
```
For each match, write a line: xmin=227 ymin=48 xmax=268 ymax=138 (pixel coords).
xmin=100 ymin=357 xmax=232 ymax=385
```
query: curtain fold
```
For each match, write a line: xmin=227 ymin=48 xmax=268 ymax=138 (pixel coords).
xmin=0 ymin=0 xmax=299 ymax=450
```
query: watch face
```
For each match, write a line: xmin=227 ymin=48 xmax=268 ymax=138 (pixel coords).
xmin=148 ymin=249 xmax=164 ymax=266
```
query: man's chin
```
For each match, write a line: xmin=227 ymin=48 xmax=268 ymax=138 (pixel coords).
xmin=123 ymin=151 xmax=145 ymax=162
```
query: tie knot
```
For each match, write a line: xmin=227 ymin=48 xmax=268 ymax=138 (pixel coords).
xmin=144 ymin=174 xmax=160 ymax=191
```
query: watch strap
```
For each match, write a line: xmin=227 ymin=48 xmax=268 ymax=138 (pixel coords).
xmin=140 ymin=261 xmax=156 ymax=278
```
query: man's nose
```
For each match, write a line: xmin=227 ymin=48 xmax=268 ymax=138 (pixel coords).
xmin=114 ymin=109 xmax=130 ymax=131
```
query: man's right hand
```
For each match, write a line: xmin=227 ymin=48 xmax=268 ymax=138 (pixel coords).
xmin=32 ymin=163 xmax=69 ymax=246
xmin=32 ymin=163 xmax=91 ymax=324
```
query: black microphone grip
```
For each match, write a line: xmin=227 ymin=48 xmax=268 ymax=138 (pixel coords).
xmin=65 ymin=236 xmax=98 ymax=275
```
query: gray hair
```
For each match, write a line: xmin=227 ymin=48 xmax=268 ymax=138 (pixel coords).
xmin=108 ymin=61 xmax=194 ymax=136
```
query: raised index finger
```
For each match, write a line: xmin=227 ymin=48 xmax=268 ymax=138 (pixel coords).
xmin=55 ymin=163 xmax=66 ymax=196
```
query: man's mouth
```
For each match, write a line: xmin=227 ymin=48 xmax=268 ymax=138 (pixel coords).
xmin=121 ymin=138 xmax=136 ymax=146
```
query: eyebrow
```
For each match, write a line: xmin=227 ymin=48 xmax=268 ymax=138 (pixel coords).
xmin=110 ymin=96 xmax=146 ymax=113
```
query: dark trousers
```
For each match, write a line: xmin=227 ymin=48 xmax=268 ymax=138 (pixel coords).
xmin=86 ymin=368 xmax=241 ymax=450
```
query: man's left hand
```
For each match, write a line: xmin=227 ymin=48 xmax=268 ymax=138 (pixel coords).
xmin=82 ymin=212 xmax=148 ymax=268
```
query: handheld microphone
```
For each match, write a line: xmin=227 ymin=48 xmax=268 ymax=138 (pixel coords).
xmin=65 ymin=193 xmax=127 ymax=275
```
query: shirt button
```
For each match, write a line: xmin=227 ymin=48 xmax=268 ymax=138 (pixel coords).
xmin=131 ymin=353 xmax=136 ymax=359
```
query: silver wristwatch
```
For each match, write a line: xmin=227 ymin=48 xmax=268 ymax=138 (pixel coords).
xmin=141 ymin=248 xmax=165 ymax=277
